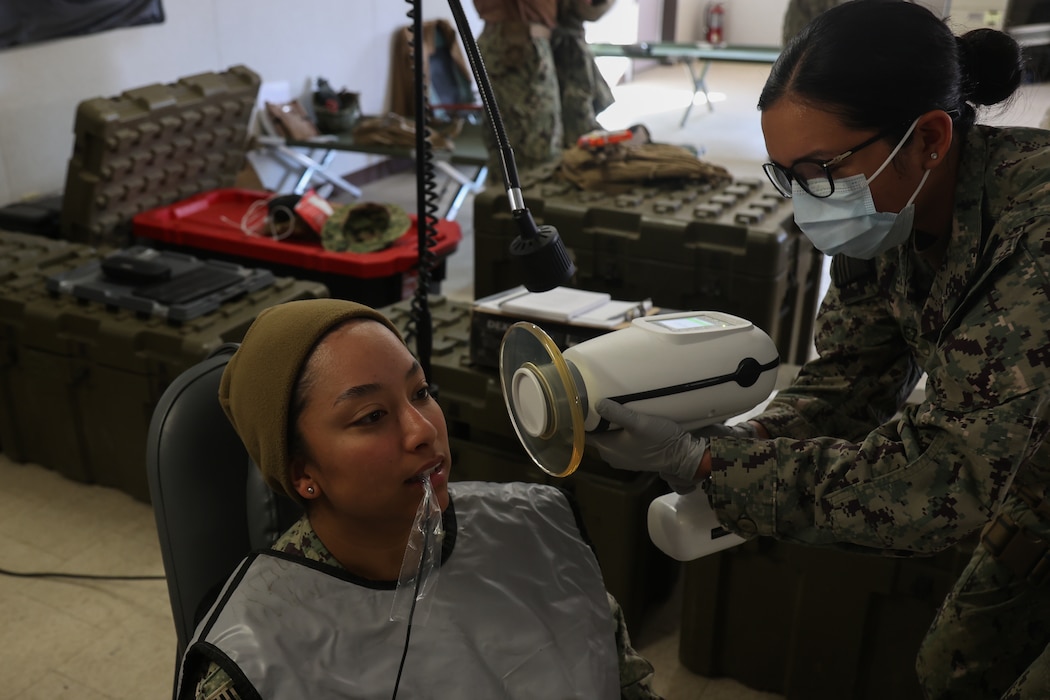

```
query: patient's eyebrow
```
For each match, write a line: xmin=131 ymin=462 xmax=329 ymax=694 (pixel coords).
xmin=333 ymin=382 xmax=379 ymax=406
xmin=332 ymin=361 xmax=421 ymax=406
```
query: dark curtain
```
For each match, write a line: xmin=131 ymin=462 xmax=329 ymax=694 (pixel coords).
xmin=0 ymin=0 xmax=164 ymax=50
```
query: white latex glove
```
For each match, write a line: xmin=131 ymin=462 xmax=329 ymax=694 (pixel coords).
xmin=587 ymin=399 xmax=708 ymax=494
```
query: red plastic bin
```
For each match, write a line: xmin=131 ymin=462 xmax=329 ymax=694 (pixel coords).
xmin=132 ymin=188 xmax=461 ymax=279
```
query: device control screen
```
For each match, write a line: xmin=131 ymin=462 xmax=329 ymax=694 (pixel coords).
xmin=653 ymin=314 xmax=730 ymax=331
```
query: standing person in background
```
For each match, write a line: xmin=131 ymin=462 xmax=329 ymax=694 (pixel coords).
xmin=588 ymin=1 xmax=1050 ymax=697
xmin=553 ymin=0 xmax=616 ymax=148
xmin=472 ymin=0 xmax=562 ymax=174
xmin=472 ymin=0 xmax=615 ymax=177
xmin=781 ymin=0 xmax=845 ymax=44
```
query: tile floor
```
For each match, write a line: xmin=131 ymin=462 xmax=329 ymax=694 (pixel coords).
xmin=5 ymin=56 xmax=1050 ymax=699
xmin=0 ymin=458 xmax=173 ymax=699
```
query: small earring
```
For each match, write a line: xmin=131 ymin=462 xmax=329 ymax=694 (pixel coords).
xmin=307 ymin=486 xmax=315 ymax=495
xmin=930 ymin=152 xmax=938 ymax=160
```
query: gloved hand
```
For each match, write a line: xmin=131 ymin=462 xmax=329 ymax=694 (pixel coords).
xmin=693 ymin=420 xmax=762 ymax=440
xmin=587 ymin=399 xmax=708 ymax=494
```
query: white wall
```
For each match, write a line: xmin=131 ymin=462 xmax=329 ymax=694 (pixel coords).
xmin=673 ymin=1 xmax=961 ymax=50
xmin=0 ymin=0 xmax=482 ymax=204
xmin=724 ymin=0 xmax=791 ymax=45
xmin=676 ymin=0 xmax=789 ymax=46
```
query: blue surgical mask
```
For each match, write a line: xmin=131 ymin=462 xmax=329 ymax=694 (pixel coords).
xmin=791 ymin=119 xmax=930 ymax=259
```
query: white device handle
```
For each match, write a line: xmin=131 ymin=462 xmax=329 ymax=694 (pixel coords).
xmin=647 ymin=490 xmax=747 ymax=561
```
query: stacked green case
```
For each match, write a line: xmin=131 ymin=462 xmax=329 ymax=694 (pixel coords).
xmin=0 ymin=231 xmax=105 ymax=475
xmin=473 ymin=177 xmax=824 ymax=365
xmin=379 ymin=296 xmax=679 ymax=632
xmin=0 ymin=232 xmax=328 ymax=502
xmin=0 ymin=231 xmax=83 ymax=279
xmin=679 ymin=537 xmax=975 ymax=699
xmin=61 ymin=65 xmax=260 ymax=247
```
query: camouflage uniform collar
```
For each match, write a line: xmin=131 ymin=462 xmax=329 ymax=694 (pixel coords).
xmin=271 ymin=501 xmax=458 ymax=578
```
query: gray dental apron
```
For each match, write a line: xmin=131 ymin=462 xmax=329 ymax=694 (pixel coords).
xmin=177 ymin=481 xmax=620 ymax=699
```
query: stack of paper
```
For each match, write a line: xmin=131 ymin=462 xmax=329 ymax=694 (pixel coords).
xmin=474 ymin=286 xmax=653 ymax=328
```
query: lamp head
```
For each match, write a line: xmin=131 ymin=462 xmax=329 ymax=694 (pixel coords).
xmin=509 ymin=210 xmax=576 ymax=293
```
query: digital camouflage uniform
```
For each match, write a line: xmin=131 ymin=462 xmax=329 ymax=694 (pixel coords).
xmin=781 ymin=0 xmax=846 ymax=44
xmin=189 ymin=513 xmax=661 ymax=699
xmin=476 ymin=17 xmax=563 ymax=174
xmin=704 ymin=124 xmax=1050 ymax=698
xmin=553 ymin=0 xmax=616 ymax=148
xmin=474 ymin=0 xmax=614 ymax=177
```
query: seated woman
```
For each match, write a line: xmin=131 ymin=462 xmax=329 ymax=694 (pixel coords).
xmin=177 ymin=298 xmax=660 ymax=699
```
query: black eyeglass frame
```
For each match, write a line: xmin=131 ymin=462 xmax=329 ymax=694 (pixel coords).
xmin=762 ymin=126 xmax=898 ymax=199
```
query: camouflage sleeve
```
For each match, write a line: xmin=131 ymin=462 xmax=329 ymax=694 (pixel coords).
xmin=782 ymin=0 xmax=845 ymax=44
xmin=706 ymin=235 xmax=1050 ymax=554
xmin=191 ymin=660 xmax=244 ymax=700
xmin=551 ymin=28 xmax=613 ymax=145
xmin=608 ymin=592 xmax=663 ymax=699
xmin=758 ymin=256 xmax=924 ymax=443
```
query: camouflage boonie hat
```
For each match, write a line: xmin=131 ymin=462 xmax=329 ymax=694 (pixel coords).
xmin=321 ymin=202 xmax=411 ymax=253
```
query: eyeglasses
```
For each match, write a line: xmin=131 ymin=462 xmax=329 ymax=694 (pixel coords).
xmin=762 ymin=127 xmax=896 ymax=199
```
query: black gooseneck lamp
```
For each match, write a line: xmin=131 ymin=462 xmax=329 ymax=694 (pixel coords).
xmin=441 ymin=0 xmax=577 ymax=292
xmin=391 ymin=9 xmax=576 ymax=695
xmin=406 ymin=0 xmax=576 ymax=380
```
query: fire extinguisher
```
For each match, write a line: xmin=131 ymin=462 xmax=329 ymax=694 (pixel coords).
xmin=706 ymin=2 xmax=725 ymax=45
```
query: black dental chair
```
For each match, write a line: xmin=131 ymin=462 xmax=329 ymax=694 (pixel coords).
xmin=145 ymin=346 xmax=302 ymax=699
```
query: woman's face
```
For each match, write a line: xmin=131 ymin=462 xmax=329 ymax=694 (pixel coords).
xmin=292 ymin=319 xmax=451 ymax=529
xmin=761 ymin=96 xmax=924 ymax=213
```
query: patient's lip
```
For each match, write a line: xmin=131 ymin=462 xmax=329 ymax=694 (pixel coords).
xmin=406 ymin=460 xmax=443 ymax=483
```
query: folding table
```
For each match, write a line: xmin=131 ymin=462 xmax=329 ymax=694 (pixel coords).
xmin=589 ymin=42 xmax=781 ymax=127
xmin=285 ymin=121 xmax=489 ymax=222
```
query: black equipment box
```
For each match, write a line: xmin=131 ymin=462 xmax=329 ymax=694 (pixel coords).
xmin=473 ymin=176 xmax=824 ymax=365
xmin=0 ymin=232 xmax=328 ymax=502
xmin=61 ymin=65 xmax=260 ymax=248
xmin=47 ymin=245 xmax=276 ymax=322
xmin=0 ymin=194 xmax=63 ymax=238
xmin=679 ymin=537 xmax=975 ymax=699
xmin=379 ymin=296 xmax=679 ymax=632
xmin=468 ymin=300 xmax=623 ymax=372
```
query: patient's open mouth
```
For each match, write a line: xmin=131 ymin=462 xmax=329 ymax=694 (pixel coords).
xmin=407 ymin=463 xmax=442 ymax=483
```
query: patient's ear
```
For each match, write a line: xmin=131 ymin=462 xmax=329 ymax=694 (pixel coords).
xmin=291 ymin=459 xmax=319 ymax=500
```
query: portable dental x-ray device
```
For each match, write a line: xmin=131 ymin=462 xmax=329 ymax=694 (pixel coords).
xmin=499 ymin=310 xmax=780 ymax=561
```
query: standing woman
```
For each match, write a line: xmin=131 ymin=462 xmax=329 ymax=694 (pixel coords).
xmin=471 ymin=0 xmax=564 ymax=174
xmin=470 ymin=0 xmax=616 ymax=176
xmin=588 ymin=1 xmax=1050 ymax=697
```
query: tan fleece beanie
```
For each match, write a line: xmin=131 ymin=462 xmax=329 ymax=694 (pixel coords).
xmin=219 ymin=298 xmax=402 ymax=501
